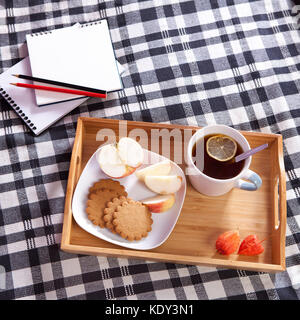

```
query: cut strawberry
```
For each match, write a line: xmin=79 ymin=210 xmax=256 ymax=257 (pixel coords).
xmin=238 ymin=234 xmax=264 ymax=256
xmin=216 ymin=230 xmax=240 ymax=255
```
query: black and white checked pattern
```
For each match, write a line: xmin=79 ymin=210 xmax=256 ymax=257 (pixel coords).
xmin=0 ymin=0 xmax=300 ymax=300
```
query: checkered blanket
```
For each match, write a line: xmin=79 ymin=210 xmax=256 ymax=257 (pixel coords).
xmin=0 ymin=0 xmax=300 ymax=300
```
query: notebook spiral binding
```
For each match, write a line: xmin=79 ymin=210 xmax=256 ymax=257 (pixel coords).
xmin=0 ymin=87 xmax=36 ymax=131
xmin=30 ymin=30 xmax=53 ymax=37
xmin=80 ymin=21 xmax=102 ymax=28
xmin=30 ymin=21 xmax=102 ymax=35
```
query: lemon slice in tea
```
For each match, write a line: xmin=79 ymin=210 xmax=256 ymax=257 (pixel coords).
xmin=206 ymin=135 xmax=237 ymax=162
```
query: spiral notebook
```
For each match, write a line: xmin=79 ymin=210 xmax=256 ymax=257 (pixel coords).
xmin=0 ymin=56 xmax=88 ymax=135
xmin=26 ymin=20 xmax=122 ymax=106
xmin=0 ymin=22 xmax=124 ymax=135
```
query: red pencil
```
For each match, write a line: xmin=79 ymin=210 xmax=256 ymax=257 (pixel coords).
xmin=10 ymin=82 xmax=107 ymax=99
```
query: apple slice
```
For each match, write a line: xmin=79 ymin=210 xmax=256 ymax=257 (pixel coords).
xmin=135 ymin=160 xmax=171 ymax=181
xmin=118 ymin=137 xmax=144 ymax=168
xmin=142 ymin=194 xmax=175 ymax=213
xmin=144 ymin=175 xmax=182 ymax=194
xmin=97 ymin=137 xmax=143 ymax=179
xmin=97 ymin=144 xmax=127 ymax=178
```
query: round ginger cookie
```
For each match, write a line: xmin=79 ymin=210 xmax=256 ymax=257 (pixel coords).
xmin=113 ymin=200 xmax=153 ymax=241
xmin=86 ymin=188 xmax=119 ymax=228
xmin=103 ymin=196 xmax=129 ymax=233
xmin=89 ymin=179 xmax=127 ymax=197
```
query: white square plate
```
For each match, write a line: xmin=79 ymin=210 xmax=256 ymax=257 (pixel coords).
xmin=72 ymin=147 xmax=186 ymax=250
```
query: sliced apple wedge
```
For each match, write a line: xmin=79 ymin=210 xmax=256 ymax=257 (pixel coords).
xmin=144 ymin=175 xmax=182 ymax=194
xmin=97 ymin=137 xmax=143 ymax=179
xmin=97 ymin=144 xmax=128 ymax=178
xmin=118 ymin=137 xmax=144 ymax=168
xmin=142 ymin=194 xmax=175 ymax=213
xmin=135 ymin=160 xmax=171 ymax=181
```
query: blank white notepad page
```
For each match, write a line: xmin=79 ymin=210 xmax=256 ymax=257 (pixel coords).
xmin=26 ymin=20 xmax=122 ymax=106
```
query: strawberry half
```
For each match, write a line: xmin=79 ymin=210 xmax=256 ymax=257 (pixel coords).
xmin=238 ymin=234 xmax=264 ymax=256
xmin=216 ymin=230 xmax=240 ymax=255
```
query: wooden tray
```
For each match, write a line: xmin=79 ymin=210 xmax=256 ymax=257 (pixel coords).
xmin=61 ymin=117 xmax=287 ymax=273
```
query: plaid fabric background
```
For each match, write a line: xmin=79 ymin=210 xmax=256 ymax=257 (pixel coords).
xmin=0 ymin=0 xmax=300 ymax=300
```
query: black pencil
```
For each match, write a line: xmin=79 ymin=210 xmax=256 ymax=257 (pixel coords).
xmin=12 ymin=74 xmax=107 ymax=95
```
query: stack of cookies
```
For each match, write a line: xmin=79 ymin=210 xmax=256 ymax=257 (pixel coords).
xmin=86 ymin=179 xmax=153 ymax=241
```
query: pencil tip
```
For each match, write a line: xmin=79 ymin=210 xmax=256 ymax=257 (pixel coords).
xmin=10 ymin=83 xmax=16 ymax=85
xmin=12 ymin=74 xmax=19 ymax=77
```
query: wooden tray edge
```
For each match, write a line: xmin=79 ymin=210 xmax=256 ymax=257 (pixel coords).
xmin=276 ymin=135 xmax=287 ymax=271
xmin=61 ymin=242 xmax=285 ymax=273
xmin=78 ymin=116 xmax=283 ymax=138
xmin=61 ymin=118 xmax=83 ymax=249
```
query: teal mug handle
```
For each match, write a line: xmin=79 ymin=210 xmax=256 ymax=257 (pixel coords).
xmin=236 ymin=169 xmax=262 ymax=191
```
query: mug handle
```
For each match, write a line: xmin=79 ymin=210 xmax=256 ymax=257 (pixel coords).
xmin=235 ymin=169 xmax=262 ymax=191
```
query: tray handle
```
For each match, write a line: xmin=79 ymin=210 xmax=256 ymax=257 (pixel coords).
xmin=276 ymin=138 xmax=287 ymax=232
xmin=272 ymin=136 xmax=287 ymax=270
xmin=74 ymin=154 xmax=81 ymax=186
xmin=274 ymin=177 xmax=280 ymax=230
xmin=69 ymin=127 xmax=82 ymax=195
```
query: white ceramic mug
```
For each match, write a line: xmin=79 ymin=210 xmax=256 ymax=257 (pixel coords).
xmin=186 ymin=124 xmax=262 ymax=196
